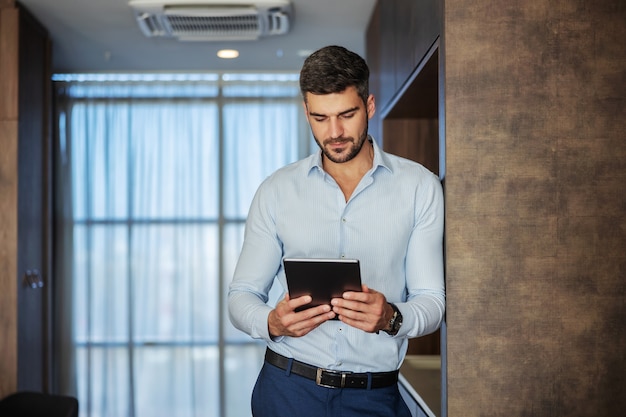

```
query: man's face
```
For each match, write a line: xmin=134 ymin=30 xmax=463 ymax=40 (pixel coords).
xmin=304 ymin=86 xmax=374 ymax=164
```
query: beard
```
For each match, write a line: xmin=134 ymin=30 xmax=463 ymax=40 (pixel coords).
xmin=314 ymin=120 xmax=369 ymax=164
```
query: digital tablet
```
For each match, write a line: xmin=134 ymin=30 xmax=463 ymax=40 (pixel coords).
xmin=283 ymin=258 xmax=362 ymax=313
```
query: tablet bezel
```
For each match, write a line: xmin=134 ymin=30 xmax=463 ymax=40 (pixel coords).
xmin=283 ymin=257 xmax=362 ymax=312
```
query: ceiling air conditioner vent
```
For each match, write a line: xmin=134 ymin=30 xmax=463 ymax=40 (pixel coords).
xmin=138 ymin=12 xmax=167 ymax=35
xmin=129 ymin=0 xmax=293 ymax=41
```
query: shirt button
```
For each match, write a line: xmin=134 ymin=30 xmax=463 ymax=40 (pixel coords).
xmin=342 ymin=218 xmax=347 ymax=223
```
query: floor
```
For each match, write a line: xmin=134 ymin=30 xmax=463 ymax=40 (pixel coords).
xmin=400 ymin=355 xmax=441 ymax=417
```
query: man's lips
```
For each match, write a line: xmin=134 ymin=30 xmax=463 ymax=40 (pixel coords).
xmin=328 ymin=143 xmax=348 ymax=154
xmin=326 ymin=139 xmax=351 ymax=149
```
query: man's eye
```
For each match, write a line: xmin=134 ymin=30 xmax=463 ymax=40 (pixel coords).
xmin=314 ymin=117 xmax=326 ymax=122
xmin=341 ymin=113 xmax=355 ymax=119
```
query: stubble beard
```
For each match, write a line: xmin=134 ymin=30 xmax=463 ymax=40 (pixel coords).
xmin=315 ymin=121 xmax=369 ymax=164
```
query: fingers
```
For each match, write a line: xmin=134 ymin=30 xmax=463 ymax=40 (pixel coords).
xmin=269 ymin=294 xmax=335 ymax=338
xmin=280 ymin=306 xmax=336 ymax=337
xmin=271 ymin=287 xmax=390 ymax=336
xmin=331 ymin=287 xmax=387 ymax=333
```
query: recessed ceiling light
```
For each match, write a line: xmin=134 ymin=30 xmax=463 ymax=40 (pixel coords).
xmin=217 ymin=49 xmax=239 ymax=59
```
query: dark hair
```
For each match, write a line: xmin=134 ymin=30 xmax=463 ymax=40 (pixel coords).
xmin=299 ymin=45 xmax=370 ymax=105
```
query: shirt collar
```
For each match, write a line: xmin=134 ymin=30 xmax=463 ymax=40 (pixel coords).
xmin=307 ymin=135 xmax=392 ymax=176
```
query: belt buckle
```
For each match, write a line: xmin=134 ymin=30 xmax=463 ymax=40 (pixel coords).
xmin=316 ymin=368 xmax=348 ymax=389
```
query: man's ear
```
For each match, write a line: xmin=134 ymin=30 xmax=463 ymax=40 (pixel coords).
xmin=366 ymin=94 xmax=376 ymax=120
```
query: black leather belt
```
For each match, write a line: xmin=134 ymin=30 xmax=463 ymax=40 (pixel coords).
xmin=264 ymin=348 xmax=399 ymax=389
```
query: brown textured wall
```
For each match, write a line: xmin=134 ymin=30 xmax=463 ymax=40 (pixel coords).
xmin=0 ymin=2 xmax=19 ymax=397
xmin=444 ymin=0 xmax=626 ymax=416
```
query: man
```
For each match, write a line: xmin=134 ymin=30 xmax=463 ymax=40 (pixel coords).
xmin=228 ymin=45 xmax=445 ymax=417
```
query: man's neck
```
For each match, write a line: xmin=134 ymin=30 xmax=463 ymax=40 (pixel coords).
xmin=323 ymin=140 xmax=374 ymax=201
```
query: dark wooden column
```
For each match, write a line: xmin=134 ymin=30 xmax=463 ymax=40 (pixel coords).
xmin=0 ymin=0 xmax=52 ymax=396
xmin=0 ymin=0 xmax=20 ymax=397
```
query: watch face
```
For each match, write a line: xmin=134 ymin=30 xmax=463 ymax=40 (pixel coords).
xmin=384 ymin=303 xmax=402 ymax=335
xmin=393 ymin=314 xmax=403 ymax=331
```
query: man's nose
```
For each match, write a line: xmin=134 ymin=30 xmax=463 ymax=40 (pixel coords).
xmin=329 ymin=118 xmax=344 ymax=139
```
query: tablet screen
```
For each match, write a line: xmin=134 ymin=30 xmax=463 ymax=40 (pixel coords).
xmin=283 ymin=258 xmax=362 ymax=313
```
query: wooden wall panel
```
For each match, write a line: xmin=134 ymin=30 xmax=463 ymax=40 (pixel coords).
xmin=369 ymin=0 xmax=441 ymax=116
xmin=0 ymin=120 xmax=18 ymax=398
xmin=394 ymin=0 xmax=440 ymax=92
xmin=444 ymin=0 xmax=626 ymax=416
xmin=0 ymin=1 xmax=51 ymax=395
xmin=366 ymin=1 xmax=382 ymax=142
xmin=383 ymin=119 xmax=439 ymax=175
xmin=379 ymin=44 xmax=442 ymax=357
xmin=0 ymin=3 xmax=18 ymax=119
xmin=0 ymin=2 xmax=19 ymax=398
xmin=378 ymin=1 xmax=397 ymax=112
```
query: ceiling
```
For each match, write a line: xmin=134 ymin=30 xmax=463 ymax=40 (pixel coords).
xmin=16 ymin=0 xmax=377 ymax=74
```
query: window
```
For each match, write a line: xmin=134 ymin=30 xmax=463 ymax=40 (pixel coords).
xmin=53 ymin=73 xmax=312 ymax=417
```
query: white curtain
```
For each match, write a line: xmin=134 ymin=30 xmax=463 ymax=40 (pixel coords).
xmin=53 ymin=74 xmax=312 ymax=417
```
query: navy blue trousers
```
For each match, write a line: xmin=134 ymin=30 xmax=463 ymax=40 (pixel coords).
xmin=251 ymin=361 xmax=412 ymax=417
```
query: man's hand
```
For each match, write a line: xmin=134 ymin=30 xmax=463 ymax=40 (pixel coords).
xmin=268 ymin=294 xmax=336 ymax=338
xmin=330 ymin=285 xmax=393 ymax=333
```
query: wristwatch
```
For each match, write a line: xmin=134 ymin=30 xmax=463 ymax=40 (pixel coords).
xmin=383 ymin=303 xmax=403 ymax=336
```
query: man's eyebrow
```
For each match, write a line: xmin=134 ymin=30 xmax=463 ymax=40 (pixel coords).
xmin=309 ymin=106 xmax=360 ymax=117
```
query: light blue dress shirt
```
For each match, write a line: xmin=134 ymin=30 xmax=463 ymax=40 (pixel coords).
xmin=228 ymin=138 xmax=445 ymax=373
